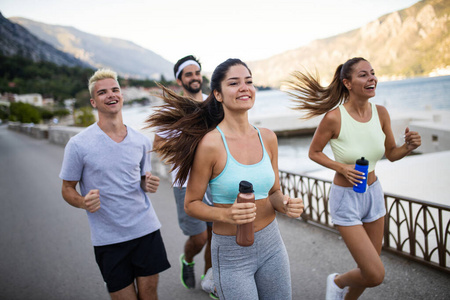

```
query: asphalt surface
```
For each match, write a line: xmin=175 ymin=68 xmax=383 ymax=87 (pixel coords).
xmin=0 ymin=125 xmax=448 ymax=300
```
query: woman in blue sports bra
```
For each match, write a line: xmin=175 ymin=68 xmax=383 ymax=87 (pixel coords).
xmin=147 ymin=58 xmax=304 ymax=300
xmin=288 ymin=57 xmax=421 ymax=300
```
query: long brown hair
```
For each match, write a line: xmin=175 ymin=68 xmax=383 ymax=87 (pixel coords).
xmin=145 ymin=58 xmax=251 ymax=186
xmin=286 ymin=57 xmax=367 ymax=119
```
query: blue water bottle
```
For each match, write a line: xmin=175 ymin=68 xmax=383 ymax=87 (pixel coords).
xmin=353 ymin=157 xmax=369 ymax=193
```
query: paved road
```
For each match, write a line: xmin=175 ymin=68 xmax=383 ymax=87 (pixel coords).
xmin=0 ymin=125 xmax=448 ymax=300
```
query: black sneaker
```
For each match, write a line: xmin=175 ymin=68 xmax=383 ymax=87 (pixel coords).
xmin=180 ymin=254 xmax=195 ymax=289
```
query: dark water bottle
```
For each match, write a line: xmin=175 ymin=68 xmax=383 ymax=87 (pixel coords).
xmin=236 ymin=180 xmax=255 ymax=247
xmin=353 ymin=157 xmax=369 ymax=193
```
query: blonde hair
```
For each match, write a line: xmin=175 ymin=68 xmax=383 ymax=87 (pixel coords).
xmin=88 ymin=69 xmax=119 ymax=97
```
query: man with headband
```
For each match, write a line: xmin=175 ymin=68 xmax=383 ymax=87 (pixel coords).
xmin=174 ymin=55 xmax=205 ymax=101
xmin=154 ymin=55 xmax=217 ymax=298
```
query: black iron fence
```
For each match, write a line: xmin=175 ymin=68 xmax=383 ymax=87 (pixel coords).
xmin=279 ymin=170 xmax=450 ymax=274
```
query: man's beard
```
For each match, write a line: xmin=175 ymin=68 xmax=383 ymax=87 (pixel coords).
xmin=183 ymin=80 xmax=202 ymax=94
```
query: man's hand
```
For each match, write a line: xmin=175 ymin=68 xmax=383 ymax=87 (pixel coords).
xmin=84 ymin=189 xmax=100 ymax=213
xmin=144 ymin=172 xmax=160 ymax=193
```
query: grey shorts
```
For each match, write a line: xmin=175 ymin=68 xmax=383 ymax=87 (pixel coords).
xmin=329 ymin=179 xmax=386 ymax=226
xmin=173 ymin=186 xmax=213 ymax=236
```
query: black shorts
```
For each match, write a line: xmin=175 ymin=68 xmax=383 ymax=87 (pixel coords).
xmin=94 ymin=230 xmax=171 ymax=293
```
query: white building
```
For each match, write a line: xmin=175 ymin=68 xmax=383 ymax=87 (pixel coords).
xmin=121 ymin=87 xmax=156 ymax=102
xmin=15 ymin=94 xmax=43 ymax=107
xmin=63 ymin=98 xmax=76 ymax=112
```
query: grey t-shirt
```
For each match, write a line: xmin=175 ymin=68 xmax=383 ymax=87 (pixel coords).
xmin=59 ymin=123 xmax=161 ymax=246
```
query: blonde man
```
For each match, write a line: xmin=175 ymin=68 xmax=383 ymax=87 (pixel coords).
xmin=60 ymin=69 xmax=170 ymax=300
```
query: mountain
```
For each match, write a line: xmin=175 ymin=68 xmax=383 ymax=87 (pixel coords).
xmin=247 ymin=0 xmax=450 ymax=87
xmin=0 ymin=12 xmax=87 ymax=67
xmin=9 ymin=17 xmax=174 ymax=80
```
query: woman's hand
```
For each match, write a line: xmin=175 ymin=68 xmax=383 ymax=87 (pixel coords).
xmin=225 ymin=201 xmax=257 ymax=225
xmin=339 ymin=164 xmax=366 ymax=186
xmin=283 ymin=195 xmax=304 ymax=218
xmin=404 ymin=127 xmax=421 ymax=151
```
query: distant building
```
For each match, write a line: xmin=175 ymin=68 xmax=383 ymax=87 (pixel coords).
xmin=16 ymin=94 xmax=43 ymax=107
xmin=43 ymin=98 xmax=55 ymax=107
xmin=121 ymin=86 xmax=152 ymax=102
xmin=63 ymin=99 xmax=76 ymax=112
xmin=0 ymin=100 xmax=10 ymax=107
xmin=0 ymin=93 xmax=14 ymax=103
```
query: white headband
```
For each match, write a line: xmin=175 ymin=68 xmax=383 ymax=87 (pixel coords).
xmin=175 ymin=60 xmax=200 ymax=80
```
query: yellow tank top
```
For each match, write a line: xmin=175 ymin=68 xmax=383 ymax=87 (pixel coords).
xmin=329 ymin=103 xmax=385 ymax=172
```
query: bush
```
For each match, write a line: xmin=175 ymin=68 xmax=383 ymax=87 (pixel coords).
xmin=74 ymin=106 xmax=96 ymax=127
xmin=9 ymin=102 xmax=41 ymax=123
xmin=0 ymin=104 xmax=9 ymax=121
xmin=54 ymin=108 xmax=70 ymax=118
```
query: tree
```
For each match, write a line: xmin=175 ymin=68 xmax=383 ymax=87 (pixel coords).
xmin=159 ymin=74 xmax=171 ymax=86
xmin=9 ymin=102 xmax=41 ymax=123
xmin=0 ymin=103 xmax=9 ymax=121
xmin=74 ymin=89 xmax=91 ymax=108
xmin=74 ymin=106 xmax=96 ymax=127
xmin=202 ymin=75 xmax=211 ymax=95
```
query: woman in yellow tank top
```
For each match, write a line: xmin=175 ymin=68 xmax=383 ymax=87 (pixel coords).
xmin=287 ymin=57 xmax=421 ymax=300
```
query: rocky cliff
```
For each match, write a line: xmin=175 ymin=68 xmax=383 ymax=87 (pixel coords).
xmin=0 ymin=12 xmax=87 ymax=67
xmin=9 ymin=17 xmax=174 ymax=80
xmin=247 ymin=0 xmax=450 ymax=87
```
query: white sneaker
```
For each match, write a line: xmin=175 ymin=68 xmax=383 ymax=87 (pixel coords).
xmin=326 ymin=273 xmax=347 ymax=300
xmin=201 ymin=268 xmax=215 ymax=293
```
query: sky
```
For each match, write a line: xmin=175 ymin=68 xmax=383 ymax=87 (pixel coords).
xmin=2 ymin=0 xmax=420 ymax=72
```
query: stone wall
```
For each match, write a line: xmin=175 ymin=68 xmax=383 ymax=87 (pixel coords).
xmin=7 ymin=122 xmax=171 ymax=181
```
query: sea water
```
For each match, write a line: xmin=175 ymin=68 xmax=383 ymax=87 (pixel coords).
xmin=271 ymin=75 xmax=450 ymax=173
xmin=251 ymin=75 xmax=450 ymax=117
xmin=123 ymin=75 xmax=450 ymax=174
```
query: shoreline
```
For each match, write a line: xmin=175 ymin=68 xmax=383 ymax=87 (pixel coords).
xmin=7 ymin=106 xmax=450 ymax=204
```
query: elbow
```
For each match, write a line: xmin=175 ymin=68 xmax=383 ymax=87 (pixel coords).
xmin=384 ymin=152 xmax=398 ymax=162
xmin=308 ymin=150 xmax=318 ymax=163
xmin=184 ymin=202 xmax=194 ymax=218
xmin=61 ymin=186 xmax=70 ymax=203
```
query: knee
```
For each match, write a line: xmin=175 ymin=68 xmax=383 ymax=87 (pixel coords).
xmin=189 ymin=231 xmax=207 ymax=247
xmin=364 ymin=267 xmax=385 ymax=287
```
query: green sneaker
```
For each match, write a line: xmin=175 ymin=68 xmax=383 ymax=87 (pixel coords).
xmin=180 ymin=254 xmax=195 ymax=289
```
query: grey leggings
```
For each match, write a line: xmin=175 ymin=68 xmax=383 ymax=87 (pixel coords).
xmin=211 ymin=218 xmax=292 ymax=300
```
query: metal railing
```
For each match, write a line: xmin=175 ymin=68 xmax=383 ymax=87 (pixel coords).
xmin=279 ymin=170 xmax=450 ymax=274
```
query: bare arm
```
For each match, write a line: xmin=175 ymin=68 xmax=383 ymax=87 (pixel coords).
xmin=378 ymin=105 xmax=421 ymax=161
xmin=61 ymin=180 xmax=100 ymax=213
xmin=309 ymin=110 xmax=365 ymax=186
xmin=261 ymin=128 xmax=303 ymax=218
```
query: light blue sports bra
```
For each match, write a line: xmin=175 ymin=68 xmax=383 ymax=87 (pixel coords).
xmin=209 ymin=126 xmax=275 ymax=204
